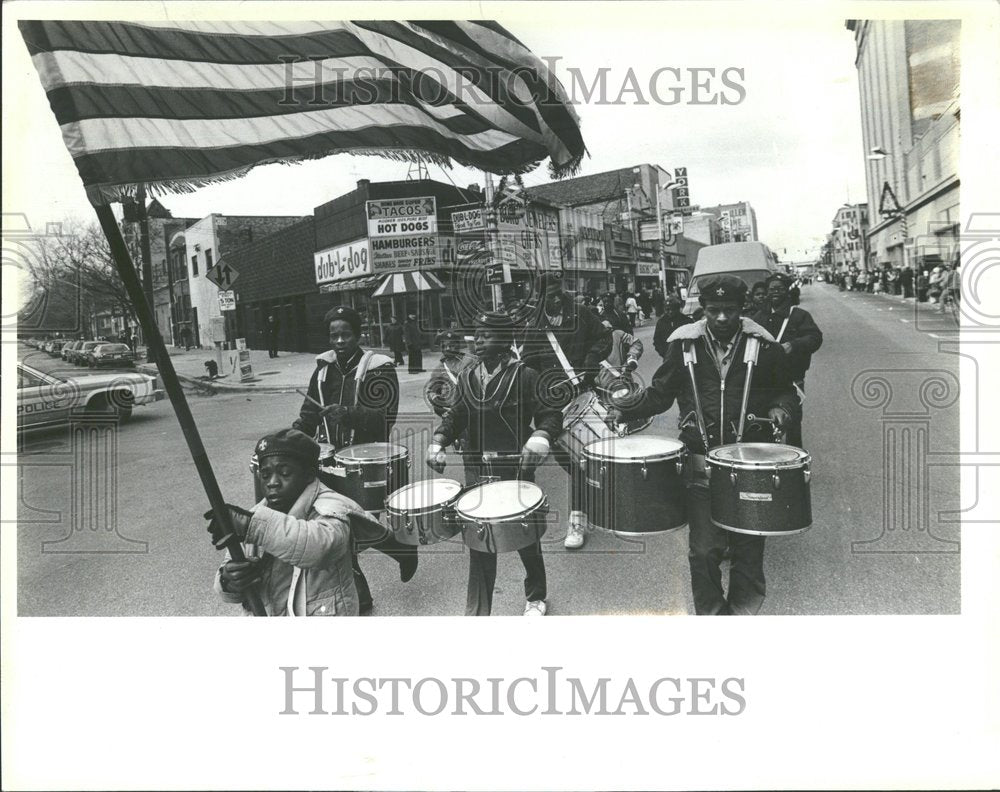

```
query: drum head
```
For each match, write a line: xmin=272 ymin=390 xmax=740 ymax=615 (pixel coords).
xmin=455 ymin=481 xmax=545 ymax=521
xmin=387 ymin=479 xmax=462 ymax=511
xmin=709 ymin=443 xmax=807 ymax=466
xmin=584 ymin=435 xmax=686 ymax=462
xmin=335 ymin=442 xmax=407 ymax=462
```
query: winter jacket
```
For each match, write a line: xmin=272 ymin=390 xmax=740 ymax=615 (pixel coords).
xmin=518 ymin=293 xmax=612 ymax=398
xmin=293 ymin=348 xmax=398 ymax=447
xmin=653 ymin=313 xmax=694 ymax=358
xmin=214 ymin=478 xmax=359 ymax=616
xmin=403 ymin=321 xmax=423 ymax=348
xmin=596 ymin=329 xmax=643 ymax=395
xmin=620 ymin=317 xmax=800 ymax=455
xmin=750 ymin=303 xmax=823 ymax=381
xmin=434 ymin=358 xmax=563 ymax=456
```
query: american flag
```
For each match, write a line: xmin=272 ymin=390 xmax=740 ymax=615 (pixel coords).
xmin=19 ymin=20 xmax=586 ymax=205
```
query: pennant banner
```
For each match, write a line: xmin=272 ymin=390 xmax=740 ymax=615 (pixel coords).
xmin=19 ymin=19 xmax=586 ymax=204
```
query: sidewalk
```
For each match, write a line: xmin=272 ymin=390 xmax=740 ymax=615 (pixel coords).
xmin=136 ymin=345 xmax=432 ymax=393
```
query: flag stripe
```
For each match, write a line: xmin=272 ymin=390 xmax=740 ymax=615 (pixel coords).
xmin=18 ymin=19 xmax=585 ymax=203
xmin=73 ymin=127 xmax=544 ymax=191
xmin=43 ymin=80 xmax=492 ymax=135
xmin=61 ymin=102 xmax=518 ymax=157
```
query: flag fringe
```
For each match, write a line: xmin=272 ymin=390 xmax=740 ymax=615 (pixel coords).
xmin=86 ymin=145 xmax=585 ymax=206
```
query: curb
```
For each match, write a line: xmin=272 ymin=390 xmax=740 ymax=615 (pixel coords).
xmin=136 ymin=364 xmax=303 ymax=394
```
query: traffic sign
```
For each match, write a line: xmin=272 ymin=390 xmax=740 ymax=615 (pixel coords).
xmin=218 ymin=290 xmax=235 ymax=312
xmin=206 ymin=262 xmax=239 ymax=289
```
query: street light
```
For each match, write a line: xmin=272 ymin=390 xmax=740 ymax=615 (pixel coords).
xmin=867 ymin=145 xmax=889 ymax=160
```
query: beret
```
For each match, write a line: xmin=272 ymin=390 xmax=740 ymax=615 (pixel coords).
xmin=475 ymin=310 xmax=516 ymax=337
xmin=324 ymin=305 xmax=362 ymax=335
xmin=254 ymin=428 xmax=320 ymax=469
xmin=698 ymin=274 xmax=748 ymax=305
xmin=436 ymin=329 xmax=465 ymax=343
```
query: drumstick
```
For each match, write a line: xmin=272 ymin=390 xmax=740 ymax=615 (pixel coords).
xmin=736 ymin=336 xmax=760 ymax=443
xmin=296 ymin=388 xmax=324 ymax=409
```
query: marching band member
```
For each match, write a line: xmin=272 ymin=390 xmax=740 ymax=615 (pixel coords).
xmin=426 ymin=311 xmax=563 ymax=616
xmin=212 ymin=429 xmax=360 ymax=616
xmin=292 ymin=305 xmax=416 ymax=615
xmin=653 ymin=295 xmax=693 ymax=360
xmin=425 ymin=329 xmax=477 ymax=420
xmin=750 ymin=273 xmax=823 ymax=448
xmin=517 ymin=271 xmax=612 ymax=550
xmin=609 ymin=275 xmax=800 ymax=616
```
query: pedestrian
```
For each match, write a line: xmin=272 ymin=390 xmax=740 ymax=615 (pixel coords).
xmin=404 ymin=314 xmax=425 ymax=373
xmin=625 ymin=293 xmax=640 ymax=330
xmin=291 ymin=305 xmax=416 ymax=615
xmin=211 ymin=428 xmax=360 ymax=616
xmin=652 ymin=295 xmax=693 ymax=360
xmin=652 ymin=289 xmax=665 ymax=317
xmin=637 ymin=290 xmax=653 ymax=322
xmin=266 ymin=313 xmax=280 ymax=358
xmin=599 ymin=294 xmax=631 ymax=332
xmin=751 ymin=273 xmax=823 ymax=448
xmin=609 ymin=275 xmax=799 ymax=616
xmin=749 ymin=281 xmax=768 ymax=314
xmin=180 ymin=326 xmax=192 ymax=351
xmin=899 ymin=266 xmax=914 ymax=299
xmin=427 ymin=311 xmax=562 ymax=616
xmin=927 ymin=266 xmax=944 ymax=304
xmin=384 ymin=316 xmax=405 ymax=367
xmin=939 ymin=262 xmax=960 ymax=314
xmin=517 ymin=271 xmax=612 ymax=550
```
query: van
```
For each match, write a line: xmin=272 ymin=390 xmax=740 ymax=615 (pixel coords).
xmin=681 ymin=241 xmax=780 ymax=316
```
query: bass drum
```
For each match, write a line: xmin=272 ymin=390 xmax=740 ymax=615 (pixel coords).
xmin=583 ymin=435 xmax=688 ymax=535
xmin=706 ymin=443 xmax=812 ymax=536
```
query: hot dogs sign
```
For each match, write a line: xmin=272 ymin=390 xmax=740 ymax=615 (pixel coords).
xmin=366 ymin=197 xmax=439 ymax=272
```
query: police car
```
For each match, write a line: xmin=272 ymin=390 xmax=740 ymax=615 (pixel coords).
xmin=17 ymin=362 xmax=164 ymax=432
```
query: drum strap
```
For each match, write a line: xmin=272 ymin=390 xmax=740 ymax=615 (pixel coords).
xmin=316 ymin=350 xmax=376 ymax=447
xmin=546 ymin=330 xmax=579 ymax=385
xmin=442 ymin=361 xmax=458 ymax=385
xmin=775 ymin=306 xmax=797 ymax=343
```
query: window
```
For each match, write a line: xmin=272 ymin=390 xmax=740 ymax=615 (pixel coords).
xmin=205 ymin=249 xmax=214 ymax=269
xmin=18 ymin=368 xmax=46 ymax=388
xmin=191 ymin=254 xmax=198 ymax=277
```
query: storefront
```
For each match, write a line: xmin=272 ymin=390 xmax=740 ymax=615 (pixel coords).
xmin=559 ymin=207 xmax=609 ymax=296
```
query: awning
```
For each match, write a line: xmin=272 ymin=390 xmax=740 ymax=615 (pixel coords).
xmin=372 ymin=270 xmax=445 ymax=298
xmin=318 ymin=276 xmax=380 ymax=293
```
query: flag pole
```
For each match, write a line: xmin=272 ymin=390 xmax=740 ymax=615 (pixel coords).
xmin=93 ymin=202 xmax=267 ymax=617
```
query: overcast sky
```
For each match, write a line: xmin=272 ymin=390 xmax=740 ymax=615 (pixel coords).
xmin=3 ymin=4 xmax=869 ymax=262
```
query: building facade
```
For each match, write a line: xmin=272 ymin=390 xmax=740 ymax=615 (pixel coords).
xmin=847 ymin=19 xmax=960 ymax=273
xmin=828 ymin=203 xmax=870 ymax=271
xmin=701 ymin=202 xmax=759 ymax=243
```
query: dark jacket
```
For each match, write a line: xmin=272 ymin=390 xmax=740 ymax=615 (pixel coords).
xmin=425 ymin=353 xmax=477 ymax=417
xmin=621 ymin=317 xmax=800 ymax=455
xmin=750 ymin=303 xmax=823 ymax=381
xmin=598 ymin=304 xmax=631 ymax=332
xmin=653 ymin=312 xmax=694 ymax=358
xmin=384 ymin=323 xmax=405 ymax=352
xmin=403 ymin=321 xmax=422 ymax=348
xmin=293 ymin=348 xmax=398 ymax=446
xmin=435 ymin=359 xmax=563 ymax=456
xmin=518 ymin=293 xmax=612 ymax=397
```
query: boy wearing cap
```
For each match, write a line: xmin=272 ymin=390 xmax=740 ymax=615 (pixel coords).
xmin=750 ymin=273 xmax=823 ymax=448
xmin=653 ymin=295 xmax=693 ymax=360
xmin=610 ymin=274 xmax=800 ymax=616
xmin=426 ymin=312 xmax=563 ymax=616
xmin=212 ymin=429 xmax=362 ymax=616
xmin=292 ymin=304 xmax=411 ymax=614
xmin=425 ymin=329 xmax=477 ymax=419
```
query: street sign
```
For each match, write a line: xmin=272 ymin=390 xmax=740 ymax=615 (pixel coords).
xmin=638 ymin=221 xmax=660 ymax=242
xmin=218 ymin=290 xmax=235 ymax=311
xmin=206 ymin=261 xmax=239 ymax=289
xmin=669 ymin=215 xmax=684 ymax=235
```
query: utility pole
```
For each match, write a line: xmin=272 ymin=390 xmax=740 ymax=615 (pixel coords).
xmin=134 ymin=184 xmax=156 ymax=362
xmin=483 ymin=172 xmax=502 ymax=310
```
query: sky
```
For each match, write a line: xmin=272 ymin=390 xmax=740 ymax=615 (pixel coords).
xmin=2 ymin=3 xmax=870 ymax=264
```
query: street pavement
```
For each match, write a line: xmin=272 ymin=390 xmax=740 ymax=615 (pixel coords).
xmin=16 ymin=284 xmax=960 ymax=616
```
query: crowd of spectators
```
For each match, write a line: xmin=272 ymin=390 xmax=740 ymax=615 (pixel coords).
xmin=819 ymin=259 xmax=960 ymax=314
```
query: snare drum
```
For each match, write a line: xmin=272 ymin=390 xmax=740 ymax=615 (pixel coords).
xmin=324 ymin=442 xmax=409 ymax=513
xmin=386 ymin=478 xmax=463 ymax=546
xmin=706 ymin=443 xmax=812 ymax=536
xmin=454 ymin=480 xmax=549 ymax=553
xmin=583 ymin=436 xmax=688 ymax=535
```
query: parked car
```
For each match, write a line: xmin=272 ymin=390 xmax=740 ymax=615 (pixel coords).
xmin=682 ymin=241 xmax=782 ymax=316
xmin=86 ymin=343 xmax=135 ymax=368
xmin=45 ymin=340 xmax=65 ymax=356
xmin=71 ymin=340 xmax=101 ymax=365
xmin=61 ymin=340 xmax=83 ymax=362
xmin=17 ymin=362 xmax=164 ymax=432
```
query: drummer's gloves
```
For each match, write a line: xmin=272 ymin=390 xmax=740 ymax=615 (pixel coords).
xmin=204 ymin=504 xmax=255 ymax=544
xmin=625 ymin=357 xmax=639 ymax=371
xmin=426 ymin=442 xmax=447 ymax=473
xmin=521 ymin=433 xmax=551 ymax=469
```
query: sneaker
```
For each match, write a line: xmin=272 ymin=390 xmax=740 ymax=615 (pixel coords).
xmin=524 ymin=600 xmax=547 ymax=616
xmin=564 ymin=522 xmax=585 ymax=549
